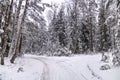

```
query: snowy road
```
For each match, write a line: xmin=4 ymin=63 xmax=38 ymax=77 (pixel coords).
xmin=32 ymin=57 xmax=96 ymax=80
xmin=0 ymin=54 xmax=120 ymax=80
xmin=33 ymin=58 xmax=50 ymax=80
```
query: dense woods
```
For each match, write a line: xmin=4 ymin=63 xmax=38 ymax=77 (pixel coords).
xmin=0 ymin=0 xmax=120 ymax=66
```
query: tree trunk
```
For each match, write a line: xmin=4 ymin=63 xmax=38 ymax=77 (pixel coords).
xmin=73 ymin=0 xmax=78 ymax=54
xmin=1 ymin=35 xmax=8 ymax=65
xmin=10 ymin=0 xmax=28 ymax=63
xmin=9 ymin=0 xmax=23 ymax=55
xmin=0 ymin=4 xmax=4 ymax=28
xmin=89 ymin=11 xmax=93 ymax=52
xmin=1 ymin=0 xmax=13 ymax=65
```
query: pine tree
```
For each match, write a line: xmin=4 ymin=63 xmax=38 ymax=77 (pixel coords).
xmin=97 ymin=0 xmax=111 ymax=52
xmin=56 ymin=8 xmax=67 ymax=47
xmin=80 ymin=22 xmax=89 ymax=52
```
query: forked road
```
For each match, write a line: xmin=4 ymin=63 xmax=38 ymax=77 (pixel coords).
xmin=32 ymin=57 xmax=89 ymax=80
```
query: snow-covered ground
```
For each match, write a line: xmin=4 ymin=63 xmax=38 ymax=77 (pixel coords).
xmin=0 ymin=54 xmax=120 ymax=80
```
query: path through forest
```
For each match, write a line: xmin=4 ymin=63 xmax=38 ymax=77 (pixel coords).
xmin=32 ymin=57 xmax=100 ymax=80
xmin=0 ymin=54 xmax=119 ymax=80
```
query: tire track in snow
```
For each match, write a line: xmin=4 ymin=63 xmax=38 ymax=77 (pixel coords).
xmin=58 ymin=61 xmax=101 ymax=80
xmin=37 ymin=57 xmax=86 ymax=80
xmin=87 ymin=65 xmax=103 ymax=80
xmin=31 ymin=58 xmax=50 ymax=80
xmin=30 ymin=57 xmax=92 ymax=80
xmin=32 ymin=57 xmax=81 ymax=80
xmin=55 ymin=61 xmax=86 ymax=80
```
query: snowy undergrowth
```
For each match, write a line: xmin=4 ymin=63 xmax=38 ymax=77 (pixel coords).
xmin=0 ymin=54 xmax=120 ymax=80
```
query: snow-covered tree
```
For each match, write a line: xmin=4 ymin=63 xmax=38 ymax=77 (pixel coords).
xmin=97 ymin=0 xmax=112 ymax=52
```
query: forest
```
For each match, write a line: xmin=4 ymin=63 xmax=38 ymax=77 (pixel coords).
xmin=0 ymin=0 xmax=120 ymax=80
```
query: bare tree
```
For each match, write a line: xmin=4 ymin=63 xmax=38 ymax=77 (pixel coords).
xmin=10 ymin=0 xmax=29 ymax=63
xmin=1 ymin=0 xmax=13 ymax=65
xmin=9 ymin=0 xmax=23 ymax=56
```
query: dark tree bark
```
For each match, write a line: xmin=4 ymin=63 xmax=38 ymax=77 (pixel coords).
xmin=1 ymin=0 xmax=13 ymax=65
xmin=9 ymin=0 xmax=23 ymax=55
xmin=10 ymin=0 xmax=29 ymax=63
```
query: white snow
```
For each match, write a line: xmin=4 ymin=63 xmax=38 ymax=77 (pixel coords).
xmin=0 ymin=54 xmax=120 ymax=80
xmin=0 ymin=29 xmax=4 ymax=33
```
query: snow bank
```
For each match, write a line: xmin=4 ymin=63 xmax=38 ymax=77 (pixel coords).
xmin=0 ymin=57 xmax=44 ymax=80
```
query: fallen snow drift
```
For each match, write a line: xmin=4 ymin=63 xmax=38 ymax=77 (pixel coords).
xmin=0 ymin=54 xmax=120 ymax=80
